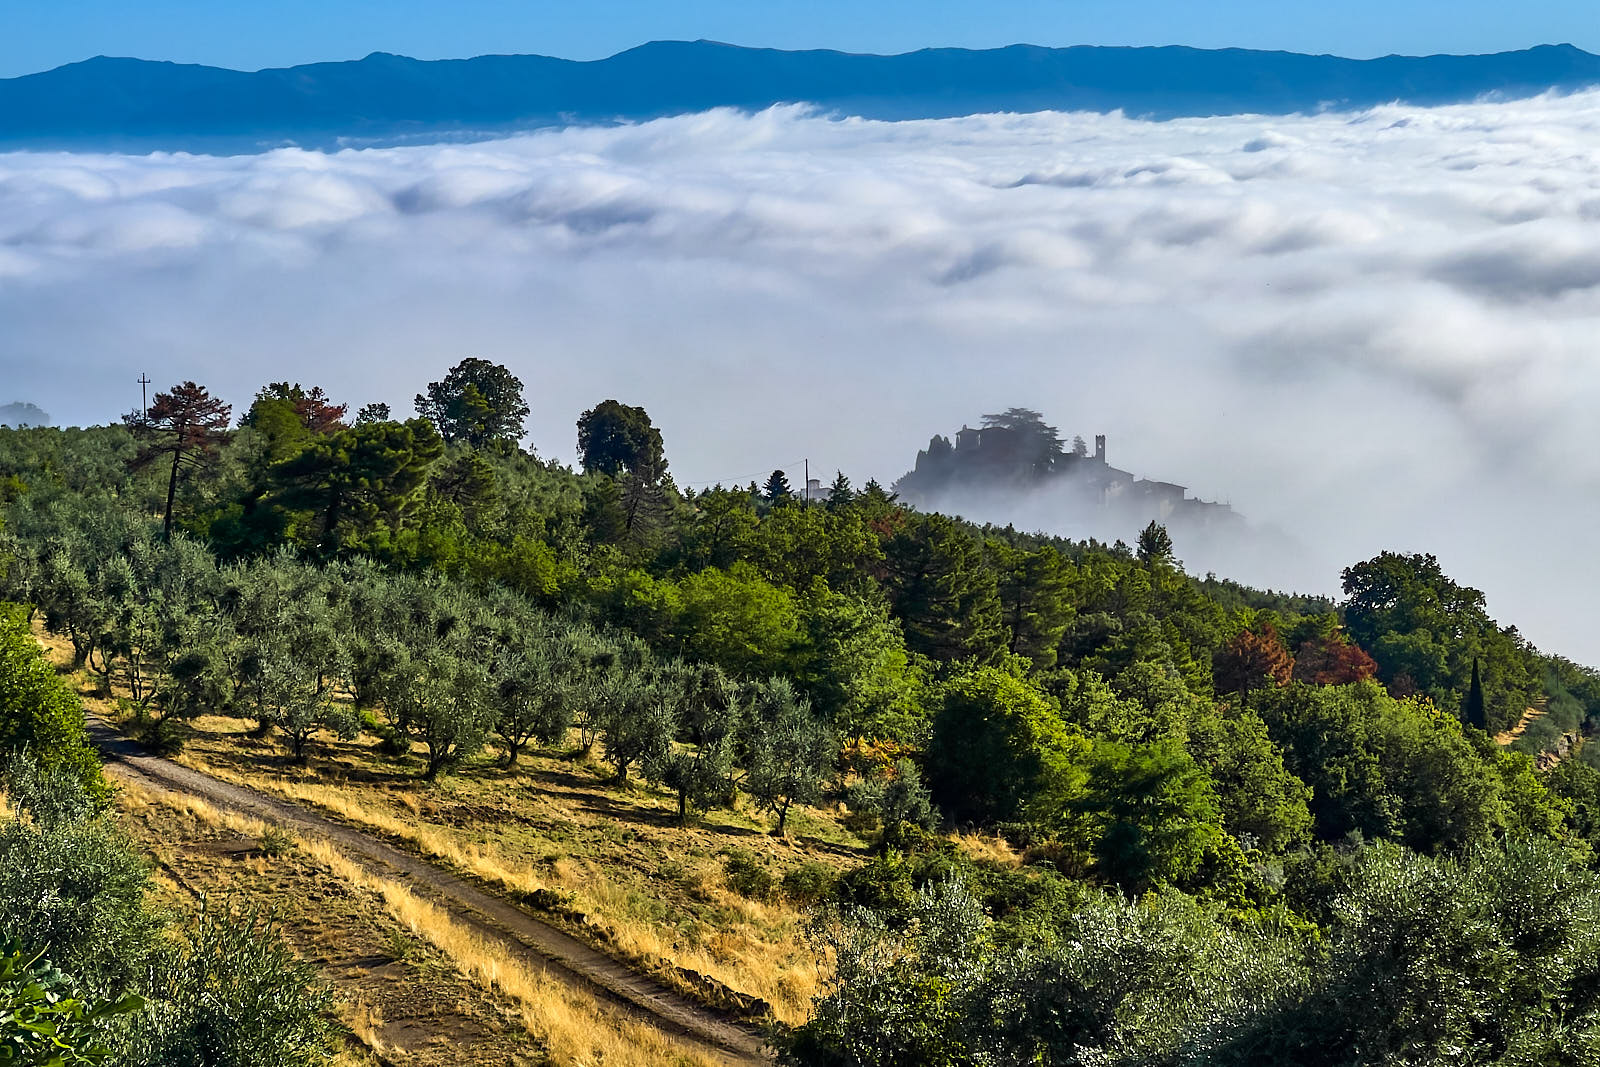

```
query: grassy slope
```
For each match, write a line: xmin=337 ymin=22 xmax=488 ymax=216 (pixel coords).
xmin=169 ymin=711 xmax=856 ymax=1025
xmin=34 ymin=621 xmax=876 ymax=1027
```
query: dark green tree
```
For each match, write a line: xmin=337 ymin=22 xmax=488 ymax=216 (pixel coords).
xmin=1464 ymin=657 xmax=1487 ymax=731
xmin=825 ymin=471 xmax=854 ymax=511
xmin=354 ymin=402 xmax=391 ymax=425
xmin=926 ymin=666 xmax=1086 ymax=826
xmin=990 ymin=540 xmax=1074 ymax=669
xmin=576 ymin=399 xmax=666 ymax=479
xmin=1074 ymin=739 xmax=1223 ymax=891
xmin=414 ymin=358 xmax=529 ymax=446
xmin=764 ymin=469 xmax=792 ymax=504
xmin=885 ymin=515 xmax=1006 ymax=664
xmin=1136 ymin=520 xmax=1174 ymax=566
xmin=270 ymin=418 xmax=444 ymax=554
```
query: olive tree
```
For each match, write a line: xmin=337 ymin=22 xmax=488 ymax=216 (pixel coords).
xmin=745 ymin=677 xmax=834 ymax=836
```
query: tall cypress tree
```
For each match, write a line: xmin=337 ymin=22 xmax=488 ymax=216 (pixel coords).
xmin=1464 ymin=657 xmax=1487 ymax=731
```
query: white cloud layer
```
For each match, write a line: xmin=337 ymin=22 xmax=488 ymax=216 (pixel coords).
xmin=5 ymin=96 xmax=1600 ymax=659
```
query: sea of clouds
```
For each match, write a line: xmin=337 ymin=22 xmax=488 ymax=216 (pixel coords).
xmin=4 ymin=95 xmax=1600 ymax=657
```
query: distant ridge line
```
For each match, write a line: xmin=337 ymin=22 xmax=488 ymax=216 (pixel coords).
xmin=4 ymin=40 xmax=1599 ymax=153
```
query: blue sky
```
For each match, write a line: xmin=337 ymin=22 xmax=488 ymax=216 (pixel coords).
xmin=3 ymin=0 xmax=1597 ymax=78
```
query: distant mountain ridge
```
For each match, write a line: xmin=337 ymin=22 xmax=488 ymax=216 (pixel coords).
xmin=4 ymin=40 xmax=1600 ymax=152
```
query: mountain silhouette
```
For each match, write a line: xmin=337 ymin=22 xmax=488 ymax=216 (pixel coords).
xmin=4 ymin=40 xmax=1600 ymax=152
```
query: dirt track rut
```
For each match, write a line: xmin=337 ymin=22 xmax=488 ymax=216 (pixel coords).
xmin=88 ymin=719 xmax=769 ymax=1065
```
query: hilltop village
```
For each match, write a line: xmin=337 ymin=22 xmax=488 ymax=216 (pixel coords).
xmin=893 ymin=408 xmax=1242 ymax=536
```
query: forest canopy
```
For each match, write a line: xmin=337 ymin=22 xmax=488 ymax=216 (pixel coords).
xmin=3 ymin=371 xmax=1599 ymax=1064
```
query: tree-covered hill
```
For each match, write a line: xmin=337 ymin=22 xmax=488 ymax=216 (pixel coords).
xmin=4 ymin=365 xmax=1600 ymax=1063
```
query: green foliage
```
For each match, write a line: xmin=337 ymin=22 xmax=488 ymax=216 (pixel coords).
xmin=780 ymin=862 xmax=838 ymax=907
xmin=791 ymin=836 xmax=1600 ymax=1067
xmin=645 ymin=664 xmax=741 ymax=821
xmin=845 ymin=758 xmax=940 ymax=844
xmin=1073 ymin=738 xmax=1224 ymax=892
xmin=885 ymin=515 xmax=1006 ymax=664
xmin=1187 ymin=709 xmax=1314 ymax=854
xmin=1136 ymin=519 xmax=1174 ymax=566
xmin=1256 ymin=682 xmax=1527 ymax=851
xmin=0 ymin=945 xmax=141 ymax=1067
xmin=13 ymin=392 xmax=1600 ymax=1064
xmin=925 ymin=667 xmax=1085 ymax=826
xmin=414 ymin=358 xmax=529 ymax=447
xmin=673 ymin=564 xmax=803 ymax=677
xmin=0 ymin=606 xmax=105 ymax=804
xmin=576 ymin=399 xmax=666 ymax=479
xmin=988 ymin=539 xmax=1074 ymax=670
xmin=269 ymin=418 xmax=445 ymax=556
xmin=121 ymin=899 xmax=336 ymax=1067
xmin=796 ymin=587 xmax=923 ymax=743
xmin=1341 ymin=551 xmax=1540 ymax=733
xmin=0 ymin=796 xmax=161 ymax=995
xmin=744 ymin=678 xmax=834 ymax=835
xmin=723 ymin=850 xmax=777 ymax=902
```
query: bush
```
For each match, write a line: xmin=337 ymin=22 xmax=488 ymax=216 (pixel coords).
xmin=119 ymin=899 xmax=337 ymax=1067
xmin=0 ymin=604 xmax=106 ymax=802
xmin=0 ymin=798 xmax=161 ymax=992
xmin=257 ymin=825 xmax=294 ymax=857
xmin=134 ymin=714 xmax=187 ymax=756
xmin=780 ymin=862 xmax=837 ymax=907
xmin=723 ymin=850 xmax=777 ymax=902
xmin=1 ymin=750 xmax=100 ymax=825
xmin=0 ymin=945 xmax=142 ymax=1066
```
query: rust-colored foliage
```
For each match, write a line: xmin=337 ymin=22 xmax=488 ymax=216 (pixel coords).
xmin=1213 ymin=624 xmax=1294 ymax=707
xmin=259 ymin=381 xmax=349 ymax=433
xmin=1292 ymin=634 xmax=1379 ymax=686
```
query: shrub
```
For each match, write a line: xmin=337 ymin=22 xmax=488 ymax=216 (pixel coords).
xmin=134 ymin=714 xmax=187 ymax=756
xmin=781 ymin=862 xmax=837 ymax=907
xmin=121 ymin=899 xmax=337 ymax=1067
xmin=0 ymin=604 xmax=106 ymax=802
xmin=723 ymin=850 xmax=776 ymax=902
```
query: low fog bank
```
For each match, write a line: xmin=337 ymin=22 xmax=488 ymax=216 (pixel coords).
xmin=902 ymin=480 xmax=1320 ymax=597
xmin=4 ymin=96 xmax=1600 ymax=659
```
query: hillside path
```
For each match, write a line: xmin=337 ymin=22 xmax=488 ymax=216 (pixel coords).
xmin=87 ymin=717 xmax=770 ymax=1066
xmin=1494 ymin=699 xmax=1548 ymax=747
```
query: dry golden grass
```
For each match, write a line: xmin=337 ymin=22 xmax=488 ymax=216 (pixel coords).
xmin=297 ymin=835 xmax=720 ymax=1067
xmin=31 ymin=618 xmax=835 ymax=1029
xmin=952 ymin=830 xmax=1022 ymax=868
xmin=123 ymin=776 xmax=720 ymax=1067
xmin=182 ymin=761 xmax=823 ymax=1023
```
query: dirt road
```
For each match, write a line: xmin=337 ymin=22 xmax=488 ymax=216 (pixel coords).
xmin=88 ymin=718 xmax=770 ymax=1065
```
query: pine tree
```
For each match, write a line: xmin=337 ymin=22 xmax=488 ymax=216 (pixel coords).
xmin=764 ymin=469 xmax=792 ymax=504
xmin=132 ymin=382 xmax=232 ymax=541
xmin=826 ymin=471 xmax=854 ymax=511
xmin=1137 ymin=521 xmax=1174 ymax=566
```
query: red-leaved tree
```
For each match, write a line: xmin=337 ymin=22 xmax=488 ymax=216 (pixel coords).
xmin=1213 ymin=624 xmax=1294 ymax=712
xmin=1292 ymin=634 xmax=1379 ymax=686
xmin=256 ymin=382 xmax=348 ymax=434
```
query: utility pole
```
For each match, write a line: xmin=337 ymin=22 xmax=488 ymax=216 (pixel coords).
xmin=137 ymin=373 xmax=152 ymax=422
xmin=804 ymin=458 xmax=809 ymax=504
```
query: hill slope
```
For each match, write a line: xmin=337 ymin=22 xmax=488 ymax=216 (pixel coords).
xmin=4 ymin=40 xmax=1600 ymax=152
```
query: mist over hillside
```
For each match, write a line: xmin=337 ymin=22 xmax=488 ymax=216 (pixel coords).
xmin=6 ymin=90 xmax=1600 ymax=658
xmin=892 ymin=410 xmax=1306 ymax=585
xmin=4 ymin=40 xmax=1600 ymax=151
